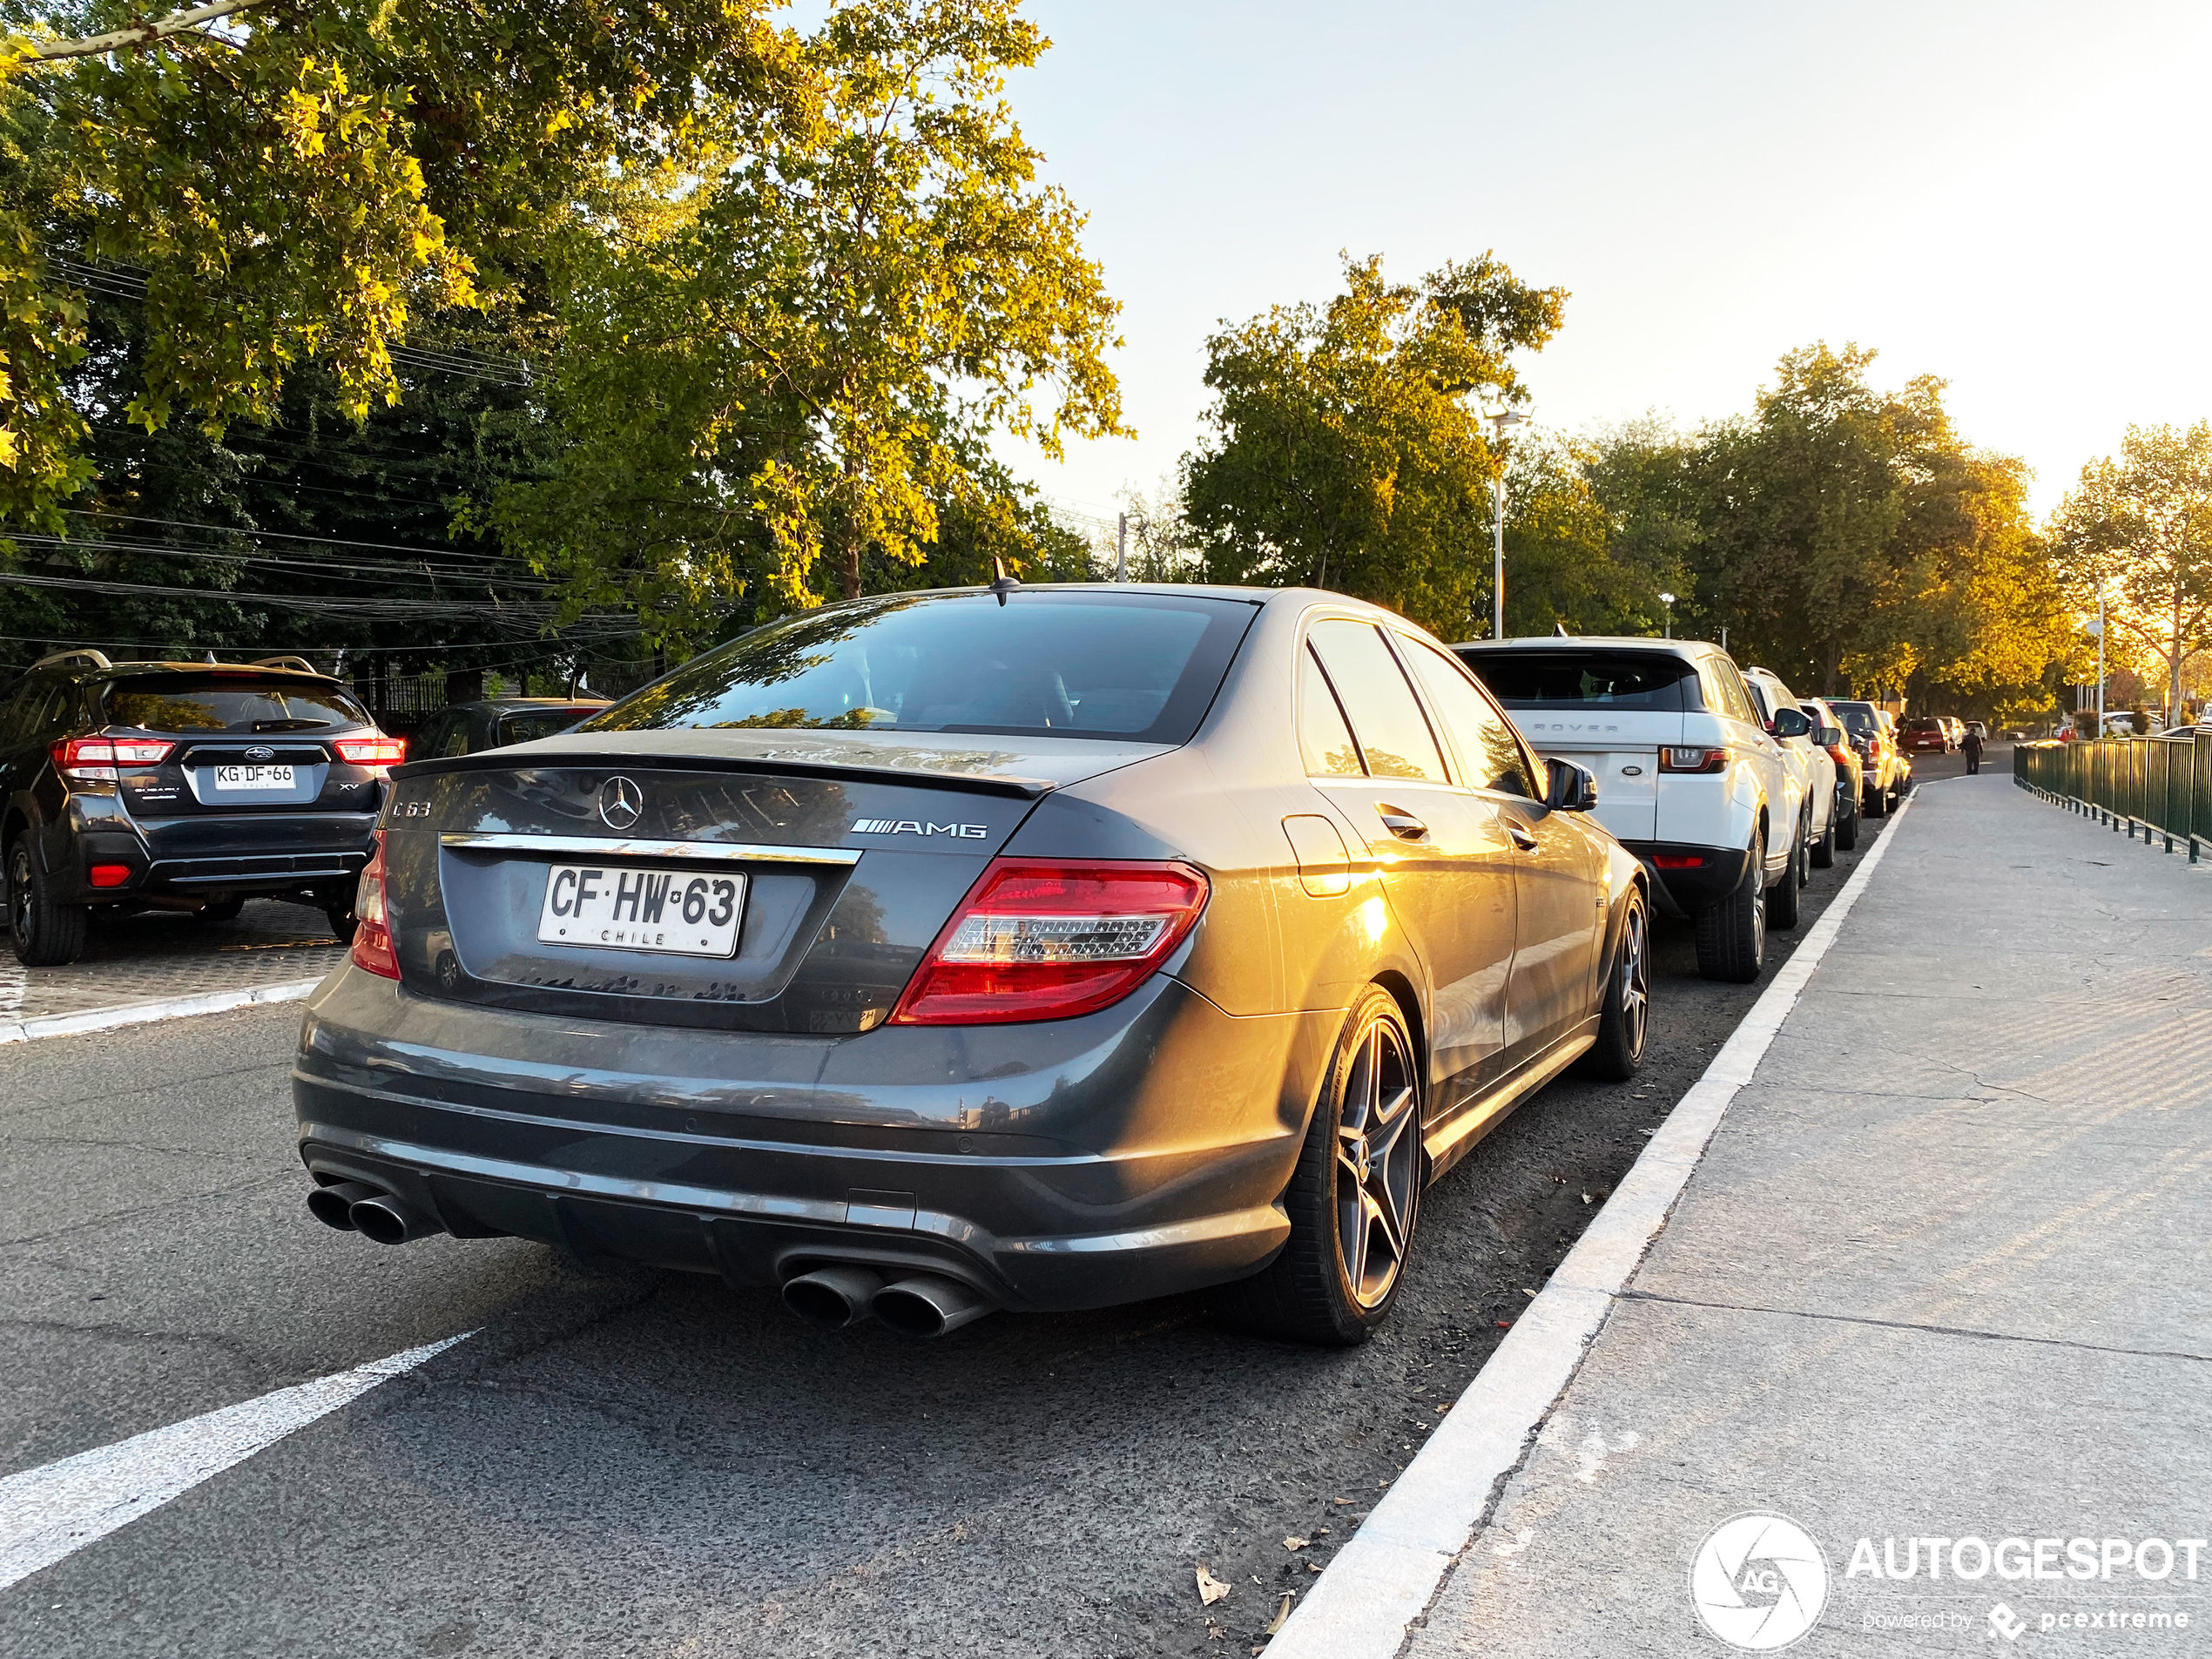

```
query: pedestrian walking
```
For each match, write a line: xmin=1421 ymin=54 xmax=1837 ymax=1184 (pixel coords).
xmin=1962 ymin=723 xmax=1984 ymax=775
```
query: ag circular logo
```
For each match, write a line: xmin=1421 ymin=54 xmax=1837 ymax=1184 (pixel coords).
xmin=1689 ymin=1512 xmax=1829 ymax=1650
xmin=597 ymin=775 xmax=644 ymax=831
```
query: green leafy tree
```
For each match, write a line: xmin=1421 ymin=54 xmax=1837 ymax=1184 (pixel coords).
xmin=1494 ymin=428 xmax=1683 ymax=639
xmin=2049 ymin=422 xmax=2212 ymax=718
xmin=1182 ymin=251 xmax=1565 ymax=636
xmin=495 ymin=0 xmax=1124 ymax=643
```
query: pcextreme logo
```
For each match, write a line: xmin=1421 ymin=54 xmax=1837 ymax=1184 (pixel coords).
xmin=851 ymin=819 xmax=989 ymax=838
xmin=1689 ymin=1512 xmax=1831 ymax=1650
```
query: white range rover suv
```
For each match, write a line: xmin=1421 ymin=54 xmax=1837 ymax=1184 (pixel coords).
xmin=1454 ymin=637 xmax=1818 ymax=982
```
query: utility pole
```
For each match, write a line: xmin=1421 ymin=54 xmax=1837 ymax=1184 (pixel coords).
xmin=1489 ymin=408 xmax=1527 ymax=638
xmin=2089 ymin=588 xmax=2107 ymax=735
xmin=1115 ymin=513 xmax=1128 ymax=582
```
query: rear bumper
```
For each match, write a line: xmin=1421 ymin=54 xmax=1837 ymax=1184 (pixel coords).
xmin=292 ymin=963 xmax=1337 ymax=1312
xmin=53 ymin=803 xmax=375 ymax=904
xmin=1621 ymin=840 xmax=1754 ymax=919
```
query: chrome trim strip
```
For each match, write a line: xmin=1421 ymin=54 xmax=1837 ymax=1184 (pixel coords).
xmin=437 ymin=832 xmax=861 ymax=867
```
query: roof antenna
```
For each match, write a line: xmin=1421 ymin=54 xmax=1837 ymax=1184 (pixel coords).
xmin=1553 ymin=621 xmax=1570 ymax=637
xmin=989 ymin=556 xmax=1021 ymax=607
xmin=203 ymin=650 xmax=219 ymax=664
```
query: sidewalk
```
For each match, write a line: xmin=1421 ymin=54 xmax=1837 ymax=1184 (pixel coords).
xmin=1406 ymin=773 xmax=2212 ymax=1655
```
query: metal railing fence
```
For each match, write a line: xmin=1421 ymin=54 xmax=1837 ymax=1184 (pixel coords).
xmin=2015 ymin=732 xmax=2212 ymax=860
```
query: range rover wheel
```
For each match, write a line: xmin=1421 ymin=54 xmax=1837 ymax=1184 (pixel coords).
xmin=324 ymin=901 xmax=360 ymax=945
xmin=1694 ymin=829 xmax=1765 ymax=984
xmin=1217 ymin=987 xmax=1422 ymax=1346
xmin=196 ymin=896 xmax=246 ymax=923
xmin=8 ymin=840 xmax=88 ymax=968
xmin=1811 ymin=801 xmax=1838 ymax=867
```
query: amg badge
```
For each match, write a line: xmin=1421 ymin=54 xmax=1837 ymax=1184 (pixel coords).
xmin=851 ymin=819 xmax=988 ymax=838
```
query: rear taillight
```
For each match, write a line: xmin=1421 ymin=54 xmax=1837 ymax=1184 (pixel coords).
xmin=1827 ymin=742 xmax=1854 ymax=768
xmin=1651 ymin=853 xmax=1707 ymax=869
xmin=890 ymin=859 xmax=1210 ymax=1026
xmin=1658 ymin=745 xmax=1729 ymax=774
xmin=350 ymin=830 xmax=400 ymax=980
xmin=51 ymin=736 xmax=175 ymax=781
xmin=334 ymin=735 xmax=407 ymax=768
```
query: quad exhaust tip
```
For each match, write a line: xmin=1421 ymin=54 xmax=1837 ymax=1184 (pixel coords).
xmin=781 ymin=1265 xmax=885 ymax=1331
xmin=871 ymin=1272 xmax=994 ymax=1339
xmin=305 ymin=1182 xmax=442 ymax=1245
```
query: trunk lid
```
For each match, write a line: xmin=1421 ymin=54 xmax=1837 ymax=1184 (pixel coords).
xmin=382 ymin=731 xmax=1165 ymax=1035
xmin=1494 ymin=710 xmax=1683 ymax=843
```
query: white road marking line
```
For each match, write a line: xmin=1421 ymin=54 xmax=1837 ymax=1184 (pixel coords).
xmin=1269 ymin=792 xmax=1921 ymax=1659
xmin=0 ymin=1331 xmax=472 ymax=1592
xmin=0 ymin=974 xmax=325 ymax=1047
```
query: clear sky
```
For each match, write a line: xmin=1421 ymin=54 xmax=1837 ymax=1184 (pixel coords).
xmin=996 ymin=0 xmax=2212 ymax=529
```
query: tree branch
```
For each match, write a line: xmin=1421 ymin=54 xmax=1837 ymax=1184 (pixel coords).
xmin=31 ymin=0 xmax=266 ymax=62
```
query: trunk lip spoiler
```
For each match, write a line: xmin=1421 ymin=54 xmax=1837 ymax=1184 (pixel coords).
xmin=392 ymin=749 xmax=1058 ymax=799
xmin=439 ymin=832 xmax=860 ymax=867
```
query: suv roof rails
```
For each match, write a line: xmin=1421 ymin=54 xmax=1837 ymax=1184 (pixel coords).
xmin=30 ymin=648 xmax=113 ymax=673
xmin=248 ymin=655 xmax=323 ymax=675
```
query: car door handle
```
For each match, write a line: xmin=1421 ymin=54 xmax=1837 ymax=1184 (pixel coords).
xmin=1505 ymin=821 xmax=1540 ymax=853
xmin=1375 ymin=806 xmax=1428 ymax=841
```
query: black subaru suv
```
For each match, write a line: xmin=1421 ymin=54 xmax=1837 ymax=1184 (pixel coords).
xmin=0 ymin=651 xmax=402 ymax=965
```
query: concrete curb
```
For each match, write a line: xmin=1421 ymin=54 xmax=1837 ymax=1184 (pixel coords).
xmin=0 ymin=974 xmax=325 ymax=1046
xmin=1265 ymin=791 xmax=1921 ymax=1659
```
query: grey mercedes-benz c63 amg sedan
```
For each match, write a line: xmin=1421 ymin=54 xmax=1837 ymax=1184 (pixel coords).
xmin=294 ymin=583 xmax=1650 ymax=1345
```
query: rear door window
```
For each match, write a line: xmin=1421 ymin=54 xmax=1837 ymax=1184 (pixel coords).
xmin=1298 ymin=646 xmax=1366 ymax=778
xmin=1703 ymin=658 xmax=1759 ymax=725
xmin=1403 ymin=639 xmax=1537 ymax=797
xmin=1306 ymin=621 xmax=1446 ymax=782
xmin=103 ymin=676 xmax=372 ymax=734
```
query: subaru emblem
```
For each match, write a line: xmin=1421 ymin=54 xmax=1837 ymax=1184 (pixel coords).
xmin=244 ymin=745 xmax=276 ymax=761
xmin=598 ymin=776 xmax=644 ymax=831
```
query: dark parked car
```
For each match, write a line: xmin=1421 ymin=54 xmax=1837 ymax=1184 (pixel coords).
xmin=2 ymin=651 xmax=402 ymax=965
xmin=1799 ymin=697 xmax=1860 ymax=857
xmin=297 ymin=585 xmax=1651 ymax=1345
xmin=412 ymin=697 xmax=610 ymax=759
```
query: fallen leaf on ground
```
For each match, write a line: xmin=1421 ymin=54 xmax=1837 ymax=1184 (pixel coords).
xmin=1265 ymin=1591 xmax=1297 ymax=1634
xmin=1306 ymin=1561 xmax=1324 ymax=1574
xmin=1434 ymin=1403 xmax=1450 ymax=1414
xmin=1283 ymin=1535 xmax=1309 ymax=1551
xmin=1581 ymin=1191 xmax=1594 ymax=1204
xmin=1196 ymin=1563 xmax=1231 ymax=1606
xmin=1332 ymin=1497 xmax=1352 ymax=1505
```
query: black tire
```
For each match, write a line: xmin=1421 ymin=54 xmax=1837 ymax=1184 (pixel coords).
xmin=7 ymin=839 xmax=88 ymax=968
xmin=1865 ymin=779 xmax=1886 ymax=818
xmin=1834 ymin=792 xmax=1859 ymax=852
xmin=1769 ymin=813 xmax=1805 ymax=930
xmin=1576 ymin=888 xmax=1649 ymax=1082
xmin=1694 ymin=828 xmax=1765 ymax=983
xmin=1216 ymin=987 xmax=1423 ymax=1346
xmin=1811 ymin=799 xmax=1838 ymax=868
xmin=196 ymin=895 xmax=246 ymax=923
xmin=325 ymin=902 xmax=360 ymax=945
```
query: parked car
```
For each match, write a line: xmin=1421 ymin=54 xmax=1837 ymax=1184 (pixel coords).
xmin=1826 ymin=699 xmax=1909 ymax=815
xmin=1 ymin=651 xmax=401 ymax=965
xmin=1741 ymin=667 xmax=1836 ymax=886
xmin=1965 ymin=720 xmax=1988 ymax=741
xmin=1455 ymin=636 xmax=1811 ymax=982
xmin=412 ymin=697 xmax=610 ymax=759
xmin=1800 ymin=697 xmax=1859 ymax=856
xmin=1898 ymin=716 xmax=1952 ymax=755
xmin=296 ymin=585 xmax=1651 ymax=1347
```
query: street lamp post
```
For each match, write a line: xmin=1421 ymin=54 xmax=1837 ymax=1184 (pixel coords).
xmin=1659 ymin=591 xmax=1676 ymax=639
xmin=2088 ymin=587 xmax=2107 ymax=735
xmin=1489 ymin=408 xmax=1527 ymax=639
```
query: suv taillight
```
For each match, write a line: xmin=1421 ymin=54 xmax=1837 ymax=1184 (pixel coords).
xmin=1658 ymin=745 xmax=1729 ymax=773
xmin=350 ymin=831 xmax=400 ymax=980
xmin=334 ymin=736 xmax=407 ymax=768
xmin=51 ymin=736 xmax=175 ymax=781
xmin=890 ymin=859 xmax=1210 ymax=1025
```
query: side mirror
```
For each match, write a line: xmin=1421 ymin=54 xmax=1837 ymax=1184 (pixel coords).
xmin=1815 ymin=724 xmax=1844 ymax=747
xmin=1545 ymin=757 xmax=1600 ymax=813
xmin=1770 ymin=707 xmax=1811 ymax=739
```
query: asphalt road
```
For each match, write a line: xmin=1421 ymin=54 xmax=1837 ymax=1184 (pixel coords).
xmin=1 ymin=793 xmax=1914 ymax=1659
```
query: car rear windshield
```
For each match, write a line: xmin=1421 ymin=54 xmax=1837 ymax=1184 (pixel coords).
xmin=499 ymin=708 xmax=595 ymax=745
xmin=1455 ymin=650 xmax=1696 ymax=711
xmin=585 ymin=591 xmax=1256 ymax=744
xmin=1904 ymin=718 xmax=1943 ymax=732
xmin=102 ymin=675 xmax=372 ymax=733
xmin=1827 ymin=701 xmax=1878 ymax=735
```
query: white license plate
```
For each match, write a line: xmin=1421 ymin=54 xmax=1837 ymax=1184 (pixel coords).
xmin=212 ymin=764 xmax=295 ymax=790
xmin=536 ymin=863 xmax=745 ymax=958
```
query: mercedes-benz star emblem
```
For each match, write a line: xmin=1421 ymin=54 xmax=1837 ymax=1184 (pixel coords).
xmin=244 ymin=745 xmax=275 ymax=761
xmin=597 ymin=776 xmax=644 ymax=831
